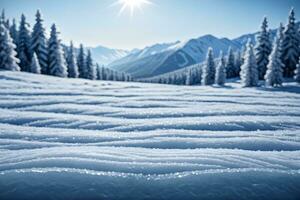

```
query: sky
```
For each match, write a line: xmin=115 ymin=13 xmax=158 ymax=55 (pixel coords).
xmin=1 ymin=0 xmax=300 ymax=50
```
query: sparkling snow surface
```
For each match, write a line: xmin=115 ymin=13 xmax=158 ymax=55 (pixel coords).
xmin=0 ymin=71 xmax=300 ymax=200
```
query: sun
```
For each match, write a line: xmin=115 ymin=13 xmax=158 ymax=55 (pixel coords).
xmin=114 ymin=0 xmax=152 ymax=17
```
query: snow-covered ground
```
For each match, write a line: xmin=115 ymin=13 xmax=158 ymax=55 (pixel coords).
xmin=0 ymin=71 xmax=300 ymax=200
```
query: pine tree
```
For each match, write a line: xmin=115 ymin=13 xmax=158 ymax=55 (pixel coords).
xmin=96 ymin=64 xmax=102 ymax=80
xmin=9 ymin=19 xmax=18 ymax=45
xmin=0 ymin=9 xmax=5 ymax=24
xmin=215 ymin=52 xmax=226 ymax=86
xmin=255 ymin=17 xmax=272 ymax=80
xmin=17 ymin=14 xmax=31 ymax=71
xmin=281 ymin=8 xmax=300 ymax=77
xmin=77 ymin=44 xmax=86 ymax=79
xmin=0 ymin=23 xmax=20 ymax=71
xmin=278 ymin=23 xmax=284 ymax=47
xmin=234 ymin=50 xmax=242 ymax=75
xmin=202 ymin=47 xmax=215 ymax=85
xmin=66 ymin=41 xmax=79 ymax=78
xmin=30 ymin=53 xmax=41 ymax=74
xmin=1 ymin=9 xmax=9 ymax=29
xmin=264 ymin=36 xmax=284 ymax=87
xmin=295 ymin=58 xmax=300 ymax=83
xmin=48 ymin=24 xmax=68 ymax=77
xmin=85 ymin=50 xmax=96 ymax=80
xmin=101 ymin=66 xmax=107 ymax=80
xmin=240 ymin=40 xmax=259 ymax=87
xmin=225 ymin=47 xmax=237 ymax=78
xmin=185 ymin=69 xmax=192 ymax=85
xmin=31 ymin=10 xmax=48 ymax=74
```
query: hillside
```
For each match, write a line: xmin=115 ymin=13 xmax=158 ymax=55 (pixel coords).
xmin=0 ymin=71 xmax=300 ymax=199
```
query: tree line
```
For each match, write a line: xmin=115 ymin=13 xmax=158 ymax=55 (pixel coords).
xmin=146 ymin=8 xmax=300 ymax=87
xmin=0 ymin=10 xmax=132 ymax=82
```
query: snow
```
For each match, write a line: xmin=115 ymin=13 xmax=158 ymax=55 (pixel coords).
xmin=0 ymin=71 xmax=300 ymax=199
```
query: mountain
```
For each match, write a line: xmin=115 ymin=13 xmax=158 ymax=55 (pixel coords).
xmin=108 ymin=35 xmax=241 ymax=78
xmin=87 ymin=45 xmax=130 ymax=66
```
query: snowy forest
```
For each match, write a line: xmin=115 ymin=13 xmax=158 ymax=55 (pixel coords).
xmin=145 ymin=9 xmax=300 ymax=87
xmin=1 ymin=9 xmax=300 ymax=87
xmin=0 ymin=10 xmax=132 ymax=82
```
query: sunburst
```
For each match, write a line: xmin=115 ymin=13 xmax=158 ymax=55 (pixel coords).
xmin=113 ymin=0 xmax=152 ymax=17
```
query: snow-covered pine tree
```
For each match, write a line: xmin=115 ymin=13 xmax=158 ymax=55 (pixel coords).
xmin=240 ymin=45 xmax=247 ymax=66
xmin=234 ymin=50 xmax=242 ymax=75
xmin=85 ymin=49 xmax=96 ymax=80
xmin=113 ymin=71 xmax=118 ymax=81
xmin=77 ymin=44 xmax=86 ymax=79
xmin=202 ymin=47 xmax=215 ymax=85
xmin=278 ymin=23 xmax=284 ymax=47
xmin=48 ymin=24 xmax=68 ymax=78
xmin=0 ymin=9 xmax=5 ymax=24
xmin=281 ymin=8 xmax=300 ymax=77
xmin=225 ymin=47 xmax=237 ymax=78
xmin=1 ymin=9 xmax=9 ymax=29
xmin=0 ymin=23 xmax=20 ymax=71
xmin=185 ymin=69 xmax=192 ymax=85
xmin=31 ymin=10 xmax=48 ymax=75
xmin=240 ymin=40 xmax=259 ymax=87
xmin=101 ymin=66 xmax=107 ymax=80
xmin=30 ymin=53 xmax=41 ymax=74
xmin=17 ymin=14 xmax=31 ymax=72
xmin=66 ymin=41 xmax=79 ymax=78
xmin=96 ymin=64 xmax=101 ymax=80
xmin=255 ymin=17 xmax=272 ymax=80
xmin=215 ymin=52 xmax=226 ymax=86
xmin=9 ymin=19 xmax=18 ymax=45
xmin=295 ymin=58 xmax=300 ymax=83
xmin=264 ymin=36 xmax=284 ymax=87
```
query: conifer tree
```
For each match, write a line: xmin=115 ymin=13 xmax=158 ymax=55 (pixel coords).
xmin=215 ymin=52 xmax=226 ymax=86
xmin=9 ymin=19 xmax=18 ymax=45
xmin=66 ymin=41 xmax=79 ymax=78
xmin=17 ymin=14 xmax=31 ymax=71
xmin=77 ymin=44 xmax=86 ymax=79
xmin=96 ymin=64 xmax=102 ymax=80
xmin=0 ymin=23 xmax=20 ymax=71
xmin=30 ymin=53 xmax=41 ymax=74
xmin=225 ymin=47 xmax=237 ymax=78
xmin=264 ymin=36 xmax=284 ymax=87
xmin=31 ymin=10 xmax=48 ymax=74
xmin=85 ymin=49 xmax=96 ymax=80
xmin=281 ymin=8 xmax=300 ymax=77
xmin=255 ymin=17 xmax=272 ymax=80
xmin=295 ymin=58 xmax=300 ymax=84
xmin=48 ymin=24 xmax=68 ymax=77
xmin=240 ymin=40 xmax=259 ymax=87
xmin=1 ymin=10 xmax=10 ymax=29
xmin=234 ymin=50 xmax=242 ymax=75
xmin=185 ymin=69 xmax=192 ymax=85
xmin=202 ymin=47 xmax=215 ymax=85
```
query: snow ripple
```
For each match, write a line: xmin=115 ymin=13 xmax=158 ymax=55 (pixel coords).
xmin=0 ymin=71 xmax=300 ymax=199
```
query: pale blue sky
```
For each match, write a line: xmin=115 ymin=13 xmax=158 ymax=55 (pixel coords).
xmin=1 ymin=0 xmax=300 ymax=50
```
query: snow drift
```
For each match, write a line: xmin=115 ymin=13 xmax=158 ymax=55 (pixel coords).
xmin=0 ymin=71 xmax=300 ymax=200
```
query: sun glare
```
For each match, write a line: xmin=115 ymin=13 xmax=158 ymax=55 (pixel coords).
xmin=115 ymin=0 xmax=152 ymax=17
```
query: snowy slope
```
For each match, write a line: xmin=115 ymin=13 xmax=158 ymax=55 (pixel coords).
xmin=0 ymin=71 xmax=300 ymax=200
xmin=108 ymin=41 xmax=179 ymax=67
xmin=87 ymin=45 xmax=130 ymax=66
xmin=109 ymin=35 xmax=240 ymax=78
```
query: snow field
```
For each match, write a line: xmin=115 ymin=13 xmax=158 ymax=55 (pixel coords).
xmin=0 ymin=71 xmax=300 ymax=199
